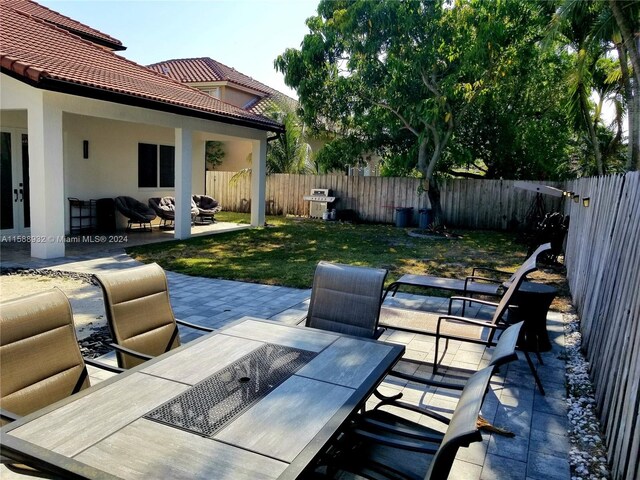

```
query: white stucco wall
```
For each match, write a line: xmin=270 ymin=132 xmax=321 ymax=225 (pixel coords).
xmin=63 ymin=114 xmax=205 ymax=230
xmin=217 ymin=139 xmax=253 ymax=172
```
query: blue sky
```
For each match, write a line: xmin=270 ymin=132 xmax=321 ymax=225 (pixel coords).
xmin=38 ymin=0 xmax=319 ymax=98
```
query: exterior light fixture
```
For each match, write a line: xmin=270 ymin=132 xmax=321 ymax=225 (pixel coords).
xmin=573 ymin=194 xmax=580 ymax=203
xmin=582 ymin=197 xmax=590 ymax=207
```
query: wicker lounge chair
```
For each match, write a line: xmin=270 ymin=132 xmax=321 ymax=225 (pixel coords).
xmin=192 ymin=194 xmax=222 ymax=224
xmin=114 ymin=195 xmax=156 ymax=231
xmin=94 ymin=263 xmax=214 ymax=369
xmin=148 ymin=196 xmax=199 ymax=229
xmin=305 ymin=261 xmax=388 ymax=339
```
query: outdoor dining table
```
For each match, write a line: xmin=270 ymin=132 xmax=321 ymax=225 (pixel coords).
xmin=0 ymin=317 xmax=404 ymax=480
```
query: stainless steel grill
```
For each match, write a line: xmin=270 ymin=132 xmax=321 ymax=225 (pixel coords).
xmin=303 ymin=188 xmax=336 ymax=218
xmin=144 ymin=343 xmax=316 ymax=437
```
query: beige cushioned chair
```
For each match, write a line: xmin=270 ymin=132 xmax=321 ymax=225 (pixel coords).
xmin=1 ymin=289 xmax=91 ymax=424
xmin=0 ymin=288 xmax=120 ymax=477
xmin=95 ymin=263 xmax=213 ymax=369
xmin=305 ymin=261 xmax=388 ymax=339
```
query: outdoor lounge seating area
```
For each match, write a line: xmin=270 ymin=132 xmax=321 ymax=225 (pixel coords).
xmin=67 ymin=195 xmax=223 ymax=233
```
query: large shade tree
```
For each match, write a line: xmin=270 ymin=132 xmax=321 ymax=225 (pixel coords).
xmin=276 ymin=0 xmax=561 ymax=222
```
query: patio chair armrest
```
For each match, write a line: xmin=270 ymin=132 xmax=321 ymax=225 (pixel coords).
xmin=373 ymin=398 xmax=451 ymax=425
xmin=358 ymin=416 xmax=445 ymax=442
xmin=471 ymin=266 xmax=511 ymax=278
xmin=84 ymin=358 xmax=125 ymax=374
xmin=386 ymin=370 xmax=464 ymax=391
xmin=109 ymin=343 xmax=154 ymax=361
xmin=0 ymin=408 xmax=20 ymax=423
xmin=464 ymin=275 xmax=503 ymax=285
xmin=448 ymin=296 xmax=499 ymax=314
xmin=351 ymin=428 xmax=440 ymax=453
xmin=437 ymin=315 xmax=500 ymax=330
xmin=176 ymin=319 xmax=215 ymax=332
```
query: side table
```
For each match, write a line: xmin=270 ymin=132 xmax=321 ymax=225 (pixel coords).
xmin=507 ymin=282 xmax=558 ymax=354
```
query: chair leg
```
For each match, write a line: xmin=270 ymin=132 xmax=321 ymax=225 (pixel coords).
xmin=433 ymin=338 xmax=440 ymax=374
xmin=523 ymin=350 xmax=545 ymax=396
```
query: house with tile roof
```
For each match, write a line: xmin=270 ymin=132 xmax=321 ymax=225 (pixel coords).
xmin=0 ymin=0 xmax=282 ymax=259
xmin=148 ymin=57 xmax=319 ymax=172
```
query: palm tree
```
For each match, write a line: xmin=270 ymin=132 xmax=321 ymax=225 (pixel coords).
xmin=230 ymin=105 xmax=314 ymax=184
xmin=548 ymin=0 xmax=639 ymax=173
xmin=548 ymin=0 xmax=607 ymax=174
xmin=265 ymin=107 xmax=314 ymax=174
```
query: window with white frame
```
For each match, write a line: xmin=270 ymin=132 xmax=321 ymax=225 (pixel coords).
xmin=138 ymin=143 xmax=175 ymax=188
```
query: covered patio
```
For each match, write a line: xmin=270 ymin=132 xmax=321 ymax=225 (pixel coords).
xmin=0 ymin=2 xmax=283 ymax=260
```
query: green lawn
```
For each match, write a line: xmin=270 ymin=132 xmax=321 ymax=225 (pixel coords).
xmin=128 ymin=212 xmax=530 ymax=291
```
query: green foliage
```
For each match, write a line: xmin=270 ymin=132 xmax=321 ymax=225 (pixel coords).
xmin=265 ymin=106 xmax=314 ymax=174
xmin=230 ymin=106 xmax=314 ymax=184
xmin=546 ymin=0 xmax=636 ymax=175
xmin=315 ymin=136 xmax=369 ymax=173
xmin=275 ymin=0 xmax=634 ymax=184
xmin=205 ymin=141 xmax=225 ymax=170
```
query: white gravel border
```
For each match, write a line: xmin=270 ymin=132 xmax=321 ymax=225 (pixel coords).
xmin=564 ymin=311 xmax=610 ymax=480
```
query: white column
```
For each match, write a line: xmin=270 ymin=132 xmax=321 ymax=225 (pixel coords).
xmin=28 ymin=94 xmax=65 ymax=258
xmin=174 ymin=127 xmax=193 ymax=239
xmin=250 ymin=135 xmax=267 ymax=226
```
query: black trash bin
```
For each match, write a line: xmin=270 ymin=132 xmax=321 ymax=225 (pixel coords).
xmin=395 ymin=207 xmax=413 ymax=228
xmin=96 ymin=197 xmax=116 ymax=233
xmin=418 ymin=208 xmax=432 ymax=230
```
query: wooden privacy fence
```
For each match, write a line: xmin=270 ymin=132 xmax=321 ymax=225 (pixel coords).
xmin=563 ymin=172 xmax=640 ymax=480
xmin=206 ymin=172 xmax=562 ymax=229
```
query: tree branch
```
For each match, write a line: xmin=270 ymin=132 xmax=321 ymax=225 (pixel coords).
xmin=368 ymin=98 xmax=420 ymax=137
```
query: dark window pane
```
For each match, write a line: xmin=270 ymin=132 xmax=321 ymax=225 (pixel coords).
xmin=159 ymin=145 xmax=175 ymax=188
xmin=1 ymin=132 xmax=14 ymax=229
xmin=138 ymin=143 xmax=157 ymax=188
xmin=22 ymin=134 xmax=30 ymax=228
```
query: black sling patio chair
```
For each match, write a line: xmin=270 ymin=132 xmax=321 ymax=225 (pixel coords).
xmin=313 ymin=366 xmax=495 ymax=480
xmin=304 ymin=261 xmax=388 ymax=339
xmin=383 ymin=243 xmax=552 ymax=308
xmin=379 ymin=252 xmax=546 ymax=395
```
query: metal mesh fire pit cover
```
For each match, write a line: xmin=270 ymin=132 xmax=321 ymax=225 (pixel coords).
xmin=144 ymin=343 xmax=317 ymax=437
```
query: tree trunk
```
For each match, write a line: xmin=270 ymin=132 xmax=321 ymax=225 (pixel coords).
xmin=427 ymin=177 xmax=443 ymax=226
xmin=635 ymin=87 xmax=640 ymax=171
xmin=609 ymin=0 xmax=640 ymax=88
xmin=581 ymin=88 xmax=604 ymax=175
xmin=617 ymin=44 xmax=639 ymax=172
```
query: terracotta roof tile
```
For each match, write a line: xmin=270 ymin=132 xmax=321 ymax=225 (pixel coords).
xmin=148 ymin=57 xmax=299 ymax=115
xmin=1 ymin=0 xmax=125 ymax=50
xmin=0 ymin=5 xmax=282 ymax=132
